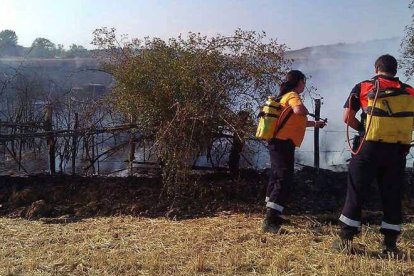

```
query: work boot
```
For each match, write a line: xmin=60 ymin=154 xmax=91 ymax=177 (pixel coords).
xmin=331 ymin=238 xmax=353 ymax=254
xmin=332 ymin=223 xmax=360 ymax=254
xmin=262 ymin=208 xmax=284 ymax=233
xmin=382 ymin=234 xmax=399 ymax=256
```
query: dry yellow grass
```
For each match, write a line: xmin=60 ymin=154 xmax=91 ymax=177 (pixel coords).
xmin=1 ymin=214 xmax=413 ymax=275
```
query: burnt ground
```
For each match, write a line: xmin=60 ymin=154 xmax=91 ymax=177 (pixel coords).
xmin=1 ymin=166 xmax=414 ymax=224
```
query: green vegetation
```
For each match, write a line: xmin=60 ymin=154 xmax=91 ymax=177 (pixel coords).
xmin=0 ymin=29 xmax=90 ymax=58
xmin=29 ymin=37 xmax=56 ymax=58
xmin=92 ymin=28 xmax=290 ymax=203
xmin=0 ymin=29 xmax=19 ymax=56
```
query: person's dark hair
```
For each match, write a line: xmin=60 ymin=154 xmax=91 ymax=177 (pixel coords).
xmin=278 ymin=70 xmax=306 ymax=97
xmin=375 ymin=54 xmax=397 ymax=76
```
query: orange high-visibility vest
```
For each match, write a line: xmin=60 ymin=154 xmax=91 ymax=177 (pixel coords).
xmin=275 ymin=92 xmax=307 ymax=147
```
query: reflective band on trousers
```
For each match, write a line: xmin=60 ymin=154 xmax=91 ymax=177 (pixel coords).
xmin=265 ymin=197 xmax=270 ymax=203
xmin=381 ymin=221 xmax=401 ymax=232
xmin=266 ymin=201 xmax=284 ymax=213
xmin=339 ymin=214 xmax=361 ymax=228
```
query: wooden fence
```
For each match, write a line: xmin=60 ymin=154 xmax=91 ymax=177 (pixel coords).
xmin=0 ymin=99 xmax=324 ymax=176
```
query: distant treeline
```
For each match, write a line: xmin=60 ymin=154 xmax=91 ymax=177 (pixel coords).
xmin=0 ymin=29 xmax=91 ymax=58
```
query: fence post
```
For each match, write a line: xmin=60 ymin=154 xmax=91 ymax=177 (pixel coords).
xmin=228 ymin=111 xmax=249 ymax=177
xmin=0 ymin=119 xmax=4 ymax=167
xmin=96 ymin=138 xmax=100 ymax=175
xmin=128 ymin=115 xmax=136 ymax=176
xmin=45 ymin=105 xmax=56 ymax=175
xmin=71 ymin=113 xmax=78 ymax=175
xmin=314 ymin=99 xmax=321 ymax=169
xmin=91 ymin=134 xmax=95 ymax=175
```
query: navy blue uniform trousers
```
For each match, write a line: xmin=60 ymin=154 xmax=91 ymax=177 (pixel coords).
xmin=265 ymin=138 xmax=295 ymax=213
xmin=340 ymin=141 xmax=407 ymax=238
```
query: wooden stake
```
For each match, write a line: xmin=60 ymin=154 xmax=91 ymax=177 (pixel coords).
xmin=128 ymin=116 xmax=136 ymax=176
xmin=91 ymin=134 xmax=95 ymax=175
xmin=314 ymin=99 xmax=321 ymax=169
xmin=128 ymin=133 xmax=136 ymax=176
xmin=45 ymin=105 xmax=56 ymax=175
xmin=71 ymin=113 xmax=78 ymax=175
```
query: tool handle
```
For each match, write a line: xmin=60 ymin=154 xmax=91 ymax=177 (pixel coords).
xmin=308 ymin=113 xmax=328 ymax=123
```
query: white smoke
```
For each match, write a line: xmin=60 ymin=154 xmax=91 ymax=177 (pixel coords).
xmin=289 ymin=37 xmax=414 ymax=169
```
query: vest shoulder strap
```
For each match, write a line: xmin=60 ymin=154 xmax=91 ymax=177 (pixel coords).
xmin=274 ymin=108 xmax=293 ymax=135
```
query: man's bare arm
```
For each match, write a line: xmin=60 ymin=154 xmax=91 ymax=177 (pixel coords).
xmin=343 ymin=108 xmax=361 ymax=131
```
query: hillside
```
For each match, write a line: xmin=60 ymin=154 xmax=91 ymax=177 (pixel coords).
xmin=0 ymin=57 xmax=111 ymax=94
xmin=285 ymin=37 xmax=400 ymax=61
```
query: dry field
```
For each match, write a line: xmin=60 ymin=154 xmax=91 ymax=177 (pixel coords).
xmin=1 ymin=213 xmax=414 ymax=275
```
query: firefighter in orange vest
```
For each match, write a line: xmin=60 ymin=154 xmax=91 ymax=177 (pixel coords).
xmin=335 ymin=54 xmax=414 ymax=254
xmin=263 ymin=70 xmax=326 ymax=233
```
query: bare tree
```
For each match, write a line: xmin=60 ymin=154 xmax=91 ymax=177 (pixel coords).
xmin=400 ymin=1 xmax=414 ymax=78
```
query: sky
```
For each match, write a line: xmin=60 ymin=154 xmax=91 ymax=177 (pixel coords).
xmin=0 ymin=0 xmax=412 ymax=50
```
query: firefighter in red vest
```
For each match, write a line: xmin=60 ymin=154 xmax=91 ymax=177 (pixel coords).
xmin=335 ymin=54 xmax=414 ymax=254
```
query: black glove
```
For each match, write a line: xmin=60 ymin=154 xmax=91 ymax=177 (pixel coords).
xmin=352 ymin=135 xmax=361 ymax=152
